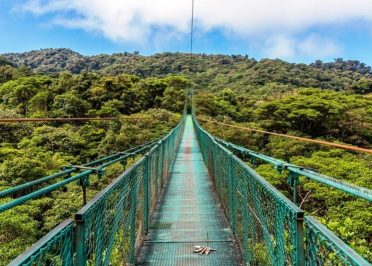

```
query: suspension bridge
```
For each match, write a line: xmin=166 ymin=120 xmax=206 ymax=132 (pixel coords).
xmin=1 ymin=106 xmax=371 ymax=266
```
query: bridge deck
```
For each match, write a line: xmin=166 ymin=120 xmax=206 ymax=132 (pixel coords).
xmin=138 ymin=115 xmax=241 ymax=265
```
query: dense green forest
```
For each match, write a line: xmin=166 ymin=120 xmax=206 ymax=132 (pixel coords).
xmin=0 ymin=49 xmax=371 ymax=263
xmin=2 ymin=48 xmax=372 ymax=95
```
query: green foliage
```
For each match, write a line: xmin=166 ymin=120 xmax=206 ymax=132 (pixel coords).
xmin=22 ymin=125 xmax=86 ymax=156
xmin=351 ymin=78 xmax=372 ymax=94
xmin=0 ymin=76 xmax=53 ymax=115
xmin=0 ymin=65 xmax=16 ymax=84
xmin=161 ymin=76 xmax=189 ymax=110
xmin=264 ymin=136 xmax=317 ymax=161
xmin=2 ymin=49 xmax=372 ymax=96
xmin=28 ymin=91 xmax=53 ymax=115
xmin=0 ymin=50 xmax=371 ymax=263
xmin=197 ymin=89 xmax=371 ymax=260
xmin=52 ymin=91 xmax=91 ymax=117
xmin=257 ymin=88 xmax=371 ymax=142
xmin=114 ymin=109 xmax=180 ymax=150
xmin=0 ymin=156 xmax=46 ymax=186
xmin=0 ymin=203 xmax=38 ymax=264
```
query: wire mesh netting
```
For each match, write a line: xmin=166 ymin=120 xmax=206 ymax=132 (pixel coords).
xmin=75 ymin=119 xmax=184 ymax=265
xmin=194 ymin=114 xmax=370 ymax=266
xmin=9 ymin=219 xmax=74 ymax=266
xmin=9 ymin=102 xmax=370 ymax=266
xmin=76 ymin=158 xmax=146 ymax=265
xmin=193 ymin=115 xmax=304 ymax=265
xmin=10 ymin=115 xmax=185 ymax=266
xmin=304 ymin=216 xmax=370 ymax=266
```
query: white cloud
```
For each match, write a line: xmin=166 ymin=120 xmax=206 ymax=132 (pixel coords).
xmin=264 ymin=35 xmax=296 ymax=58
xmin=263 ymin=34 xmax=341 ymax=59
xmin=298 ymin=34 xmax=341 ymax=57
xmin=15 ymin=0 xmax=372 ymax=57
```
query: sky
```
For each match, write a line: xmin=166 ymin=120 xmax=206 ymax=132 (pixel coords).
xmin=1 ymin=0 xmax=372 ymax=66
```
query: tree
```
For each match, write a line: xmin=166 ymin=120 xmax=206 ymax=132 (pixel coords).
xmin=23 ymin=125 xmax=86 ymax=156
xmin=52 ymin=91 xmax=91 ymax=117
xmin=0 ymin=107 xmax=31 ymax=143
xmin=0 ymin=204 xmax=38 ymax=264
xmin=140 ymin=77 xmax=167 ymax=109
xmin=351 ymin=78 xmax=372 ymax=94
xmin=0 ymin=65 xmax=16 ymax=84
xmin=28 ymin=91 xmax=53 ymax=116
xmin=0 ymin=156 xmax=46 ymax=186
xmin=0 ymin=76 xmax=52 ymax=115
xmin=256 ymin=88 xmax=371 ymax=141
xmin=160 ymin=76 xmax=188 ymax=112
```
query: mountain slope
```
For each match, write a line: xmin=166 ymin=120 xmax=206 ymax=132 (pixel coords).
xmin=2 ymin=48 xmax=372 ymax=95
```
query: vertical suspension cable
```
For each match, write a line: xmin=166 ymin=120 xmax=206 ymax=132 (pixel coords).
xmin=190 ymin=0 xmax=195 ymax=56
xmin=190 ymin=0 xmax=195 ymax=110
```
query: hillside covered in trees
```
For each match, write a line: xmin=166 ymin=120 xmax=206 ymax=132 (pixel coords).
xmin=0 ymin=49 xmax=371 ymax=263
xmin=2 ymin=48 xmax=372 ymax=95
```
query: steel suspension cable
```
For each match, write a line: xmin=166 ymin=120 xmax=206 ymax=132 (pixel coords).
xmin=0 ymin=117 xmax=117 ymax=123
xmin=198 ymin=116 xmax=372 ymax=154
xmin=190 ymin=0 xmax=195 ymax=56
xmin=0 ymin=116 xmax=165 ymax=123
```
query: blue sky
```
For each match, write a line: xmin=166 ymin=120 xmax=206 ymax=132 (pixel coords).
xmin=1 ymin=0 xmax=372 ymax=66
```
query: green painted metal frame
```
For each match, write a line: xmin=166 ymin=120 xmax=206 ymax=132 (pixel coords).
xmin=0 ymin=142 xmax=156 ymax=213
xmin=0 ymin=140 xmax=156 ymax=199
xmin=305 ymin=217 xmax=370 ymax=265
xmin=215 ymin=138 xmax=372 ymax=202
xmin=192 ymin=114 xmax=305 ymax=265
xmin=8 ymin=219 xmax=74 ymax=266
xmin=6 ymin=97 xmax=369 ymax=265
xmin=74 ymin=116 xmax=185 ymax=266
xmin=194 ymin=116 xmax=370 ymax=265
xmin=9 ymin=113 xmax=186 ymax=266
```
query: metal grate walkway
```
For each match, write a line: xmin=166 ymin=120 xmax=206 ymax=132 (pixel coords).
xmin=138 ymin=115 xmax=242 ymax=265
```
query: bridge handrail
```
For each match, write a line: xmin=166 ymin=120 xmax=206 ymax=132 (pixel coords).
xmin=0 ymin=140 xmax=157 ymax=199
xmin=304 ymin=216 xmax=370 ymax=265
xmin=8 ymin=219 xmax=74 ymax=266
xmin=0 ymin=142 xmax=156 ymax=213
xmin=214 ymin=137 xmax=372 ymax=202
xmin=192 ymin=114 xmax=371 ymax=266
xmin=192 ymin=113 xmax=305 ymax=265
xmin=9 ymin=113 xmax=186 ymax=265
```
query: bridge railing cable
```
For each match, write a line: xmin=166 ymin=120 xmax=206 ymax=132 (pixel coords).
xmin=0 ymin=141 xmax=157 ymax=212
xmin=214 ymin=137 xmax=372 ymax=203
xmin=192 ymin=113 xmax=305 ymax=265
xmin=192 ymin=113 xmax=370 ymax=266
xmin=9 ymin=109 xmax=187 ymax=265
xmin=198 ymin=116 xmax=372 ymax=155
xmin=0 ymin=140 xmax=157 ymax=199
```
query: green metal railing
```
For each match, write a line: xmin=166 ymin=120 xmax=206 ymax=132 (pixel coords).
xmin=305 ymin=217 xmax=369 ymax=266
xmin=9 ymin=219 xmax=74 ymax=266
xmin=192 ymin=114 xmax=370 ymax=266
xmin=214 ymin=138 xmax=372 ymax=203
xmin=0 ymin=141 xmax=157 ymax=213
xmin=9 ymin=115 xmax=186 ymax=265
xmin=192 ymin=114 xmax=305 ymax=265
xmin=5 ymin=97 xmax=370 ymax=266
xmin=0 ymin=140 xmax=156 ymax=199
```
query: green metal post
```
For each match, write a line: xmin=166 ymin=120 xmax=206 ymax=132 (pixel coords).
xmin=75 ymin=214 xmax=86 ymax=266
xmin=288 ymin=172 xmax=300 ymax=205
xmin=129 ymin=173 xmax=137 ymax=265
xmin=293 ymin=182 xmax=298 ymax=206
xmin=82 ymin=183 xmax=87 ymax=205
xmin=120 ymin=158 xmax=126 ymax=170
xmin=228 ymin=153 xmax=236 ymax=232
xmin=144 ymin=155 xmax=150 ymax=233
xmin=159 ymin=140 xmax=163 ymax=189
xmin=296 ymin=212 xmax=305 ymax=266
